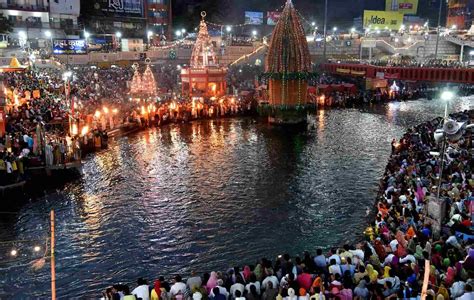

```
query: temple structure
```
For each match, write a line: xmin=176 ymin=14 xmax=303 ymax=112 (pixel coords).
xmin=180 ymin=12 xmax=227 ymax=98
xmin=262 ymin=0 xmax=313 ymax=124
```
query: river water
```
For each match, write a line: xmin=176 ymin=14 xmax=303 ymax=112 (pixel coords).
xmin=0 ymin=97 xmax=473 ymax=298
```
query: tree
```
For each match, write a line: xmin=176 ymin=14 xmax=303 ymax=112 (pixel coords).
xmin=0 ymin=14 xmax=13 ymax=34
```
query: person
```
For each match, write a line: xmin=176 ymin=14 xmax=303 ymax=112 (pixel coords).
xmin=170 ymin=275 xmax=186 ymax=296
xmin=212 ymin=287 xmax=226 ymax=300
xmin=150 ymin=280 xmax=162 ymax=300
xmin=132 ymin=278 xmax=150 ymax=300
xmin=230 ymin=275 xmax=245 ymax=299
xmin=123 ymin=285 xmax=137 ymax=300
xmin=187 ymin=271 xmax=203 ymax=291
xmin=246 ymin=285 xmax=260 ymax=300
xmin=328 ymin=259 xmax=341 ymax=276
xmin=207 ymin=272 xmax=219 ymax=293
xmin=313 ymin=249 xmax=327 ymax=272
xmin=296 ymin=268 xmax=312 ymax=291
xmin=262 ymin=281 xmax=278 ymax=300
xmin=456 ymin=284 xmax=473 ymax=300
xmin=261 ymin=269 xmax=278 ymax=292
xmin=234 ymin=290 xmax=245 ymax=300
xmin=209 ymin=279 xmax=229 ymax=299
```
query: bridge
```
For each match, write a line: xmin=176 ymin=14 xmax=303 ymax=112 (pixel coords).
xmin=320 ymin=63 xmax=474 ymax=84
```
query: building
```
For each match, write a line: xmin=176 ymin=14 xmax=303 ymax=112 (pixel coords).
xmin=80 ymin=0 xmax=147 ymax=40
xmin=0 ymin=0 xmax=80 ymax=48
xmin=145 ymin=0 xmax=172 ymax=40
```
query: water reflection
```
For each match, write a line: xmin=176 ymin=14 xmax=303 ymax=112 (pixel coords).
xmin=0 ymin=97 xmax=473 ymax=298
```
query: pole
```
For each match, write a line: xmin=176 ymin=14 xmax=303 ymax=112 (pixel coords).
xmin=436 ymin=101 xmax=448 ymax=201
xmin=460 ymin=44 xmax=464 ymax=63
xmin=50 ymin=210 xmax=56 ymax=300
xmin=434 ymin=0 xmax=443 ymax=60
xmin=322 ymin=0 xmax=328 ymax=61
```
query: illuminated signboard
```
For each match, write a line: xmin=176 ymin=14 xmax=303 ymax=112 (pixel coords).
xmin=245 ymin=11 xmax=264 ymax=25
xmin=93 ymin=0 xmax=143 ymax=17
xmin=53 ymin=39 xmax=87 ymax=54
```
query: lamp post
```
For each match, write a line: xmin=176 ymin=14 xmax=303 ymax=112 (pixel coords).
xmin=434 ymin=0 xmax=444 ymax=60
xmin=115 ymin=31 xmax=122 ymax=51
xmin=63 ymin=71 xmax=73 ymax=135
xmin=322 ymin=0 xmax=328 ymax=61
xmin=147 ymin=30 xmax=153 ymax=50
xmin=44 ymin=30 xmax=53 ymax=54
xmin=436 ymin=90 xmax=454 ymax=201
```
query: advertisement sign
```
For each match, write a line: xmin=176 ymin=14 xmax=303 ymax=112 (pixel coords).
xmin=385 ymin=0 xmax=418 ymax=15
xmin=267 ymin=11 xmax=281 ymax=25
xmin=447 ymin=0 xmax=467 ymax=30
xmin=245 ymin=11 xmax=264 ymax=25
xmin=53 ymin=39 xmax=87 ymax=54
xmin=92 ymin=0 xmax=143 ymax=17
xmin=363 ymin=10 xmax=404 ymax=30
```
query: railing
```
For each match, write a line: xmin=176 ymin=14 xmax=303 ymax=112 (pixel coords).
xmin=444 ymin=35 xmax=474 ymax=48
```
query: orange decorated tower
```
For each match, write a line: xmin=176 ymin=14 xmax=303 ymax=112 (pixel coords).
xmin=261 ymin=0 xmax=315 ymax=124
xmin=181 ymin=12 xmax=227 ymax=98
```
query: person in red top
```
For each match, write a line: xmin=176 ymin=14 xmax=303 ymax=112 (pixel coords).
xmin=296 ymin=268 xmax=312 ymax=291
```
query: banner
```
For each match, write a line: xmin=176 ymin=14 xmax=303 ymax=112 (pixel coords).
xmin=92 ymin=0 xmax=143 ymax=17
xmin=267 ymin=11 xmax=281 ymax=25
xmin=447 ymin=0 xmax=468 ymax=30
xmin=363 ymin=10 xmax=404 ymax=30
xmin=53 ymin=39 xmax=87 ymax=55
xmin=245 ymin=11 xmax=264 ymax=25
xmin=385 ymin=0 xmax=418 ymax=15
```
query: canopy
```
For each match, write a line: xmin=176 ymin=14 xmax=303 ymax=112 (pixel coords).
xmin=0 ymin=57 xmax=27 ymax=73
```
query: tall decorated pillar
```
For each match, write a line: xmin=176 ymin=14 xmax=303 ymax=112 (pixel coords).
xmin=260 ymin=0 xmax=315 ymax=125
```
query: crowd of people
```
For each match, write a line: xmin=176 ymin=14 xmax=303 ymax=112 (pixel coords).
xmin=101 ymin=110 xmax=473 ymax=300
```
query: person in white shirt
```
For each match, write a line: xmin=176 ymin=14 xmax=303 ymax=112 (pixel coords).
xmin=230 ymin=276 xmax=245 ymax=299
xmin=328 ymin=259 xmax=342 ymax=276
xmin=399 ymin=253 xmax=416 ymax=264
xmin=209 ymin=280 xmax=229 ymax=299
xmin=170 ymin=275 xmax=187 ymax=296
xmin=261 ymin=269 xmax=279 ymax=292
xmin=456 ymin=284 xmax=473 ymax=300
xmin=186 ymin=271 xmax=202 ymax=291
xmin=132 ymin=278 xmax=150 ymax=300
xmin=327 ymin=249 xmax=341 ymax=265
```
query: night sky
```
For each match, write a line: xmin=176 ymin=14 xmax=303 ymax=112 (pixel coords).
xmin=172 ymin=0 xmax=449 ymax=29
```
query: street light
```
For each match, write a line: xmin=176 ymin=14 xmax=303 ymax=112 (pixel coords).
xmin=333 ymin=27 xmax=337 ymax=32
xmin=115 ymin=32 xmax=122 ymax=39
xmin=181 ymin=28 xmax=186 ymax=34
xmin=311 ymin=22 xmax=316 ymax=27
xmin=84 ymin=31 xmax=90 ymax=39
xmin=226 ymin=25 xmax=232 ymax=33
xmin=350 ymin=27 xmax=356 ymax=33
xmin=175 ymin=30 xmax=182 ymax=38
xmin=44 ymin=30 xmax=52 ymax=38
xmin=252 ymin=30 xmax=258 ymax=37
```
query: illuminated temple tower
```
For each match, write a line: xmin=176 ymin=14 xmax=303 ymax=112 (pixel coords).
xmin=181 ymin=12 xmax=227 ymax=98
xmin=262 ymin=0 xmax=314 ymax=124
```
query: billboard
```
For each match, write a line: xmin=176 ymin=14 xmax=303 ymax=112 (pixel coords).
xmin=92 ymin=0 xmax=143 ymax=17
xmin=447 ymin=0 xmax=468 ymax=29
xmin=267 ymin=11 xmax=281 ymax=25
xmin=53 ymin=39 xmax=87 ymax=54
xmin=363 ymin=10 xmax=404 ymax=30
xmin=385 ymin=0 xmax=418 ymax=15
xmin=245 ymin=11 xmax=264 ymax=25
